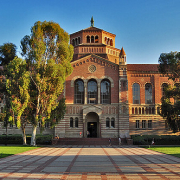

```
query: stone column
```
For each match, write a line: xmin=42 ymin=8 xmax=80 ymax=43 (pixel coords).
xmin=98 ymin=82 xmax=100 ymax=104
xmin=84 ymin=81 xmax=87 ymax=104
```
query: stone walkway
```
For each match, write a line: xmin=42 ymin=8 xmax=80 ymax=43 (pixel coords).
xmin=0 ymin=145 xmax=180 ymax=179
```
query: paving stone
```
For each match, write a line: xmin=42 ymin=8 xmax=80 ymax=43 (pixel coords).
xmin=0 ymin=146 xmax=180 ymax=179
xmin=70 ymin=166 xmax=117 ymax=172
xmin=41 ymin=166 xmax=68 ymax=172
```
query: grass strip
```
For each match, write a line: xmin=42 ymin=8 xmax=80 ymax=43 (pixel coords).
xmin=147 ymin=146 xmax=180 ymax=158
xmin=0 ymin=145 xmax=39 ymax=159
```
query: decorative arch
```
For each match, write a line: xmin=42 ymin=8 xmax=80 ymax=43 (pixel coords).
xmin=71 ymin=76 xmax=85 ymax=87
xmin=100 ymin=76 xmax=114 ymax=87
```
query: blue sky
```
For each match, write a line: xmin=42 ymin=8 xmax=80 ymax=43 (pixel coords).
xmin=0 ymin=0 xmax=179 ymax=64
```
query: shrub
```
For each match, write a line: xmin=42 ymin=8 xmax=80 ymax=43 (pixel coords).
xmin=0 ymin=134 xmax=53 ymax=145
xmin=131 ymin=135 xmax=180 ymax=145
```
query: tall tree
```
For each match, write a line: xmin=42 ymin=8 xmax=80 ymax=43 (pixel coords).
xmin=158 ymin=51 xmax=180 ymax=132
xmin=21 ymin=21 xmax=73 ymax=145
xmin=0 ymin=43 xmax=17 ymax=65
xmin=6 ymin=57 xmax=30 ymax=145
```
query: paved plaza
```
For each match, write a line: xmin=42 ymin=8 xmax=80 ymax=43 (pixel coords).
xmin=0 ymin=145 xmax=180 ymax=179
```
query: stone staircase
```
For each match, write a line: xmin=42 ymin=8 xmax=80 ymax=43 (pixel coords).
xmin=52 ymin=138 xmax=133 ymax=145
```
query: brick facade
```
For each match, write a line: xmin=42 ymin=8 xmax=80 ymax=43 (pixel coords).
xmin=0 ymin=22 xmax=178 ymax=138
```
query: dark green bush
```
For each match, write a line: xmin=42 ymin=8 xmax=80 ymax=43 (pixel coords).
xmin=0 ymin=134 xmax=53 ymax=145
xmin=131 ymin=135 xmax=180 ymax=145
xmin=0 ymin=134 xmax=23 ymax=144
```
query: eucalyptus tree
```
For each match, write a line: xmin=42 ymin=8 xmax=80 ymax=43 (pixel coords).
xmin=21 ymin=21 xmax=73 ymax=145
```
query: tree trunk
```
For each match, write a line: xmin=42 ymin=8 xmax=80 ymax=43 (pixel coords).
xmin=31 ymin=125 xmax=37 ymax=146
xmin=30 ymin=93 xmax=40 ymax=146
xmin=22 ymin=126 xmax=27 ymax=145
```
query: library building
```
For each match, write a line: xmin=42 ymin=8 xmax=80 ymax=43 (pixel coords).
xmin=0 ymin=18 xmax=177 ymax=142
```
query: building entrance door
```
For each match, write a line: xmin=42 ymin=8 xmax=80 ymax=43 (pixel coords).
xmin=85 ymin=112 xmax=99 ymax=138
xmin=87 ymin=122 xmax=97 ymax=138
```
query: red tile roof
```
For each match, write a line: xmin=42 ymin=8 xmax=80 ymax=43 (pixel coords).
xmin=127 ymin=64 xmax=159 ymax=72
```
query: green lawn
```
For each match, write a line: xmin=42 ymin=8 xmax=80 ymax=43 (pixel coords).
xmin=0 ymin=146 xmax=39 ymax=159
xmin=148 ymin=146 xmax=180 ymax=158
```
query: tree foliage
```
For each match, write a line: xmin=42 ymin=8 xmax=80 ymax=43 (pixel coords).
xmin=159 ymin=52 xmax=180 ymax=80
xmin=158 ymin=51 xmax=180 ymax=132
xmin=6 ymin=57 xmax=30 ymax=126
xmin=21 ymin=21 xmax=73 ymax=145
xmin=0 ymin=43 xmax=17 ymax=65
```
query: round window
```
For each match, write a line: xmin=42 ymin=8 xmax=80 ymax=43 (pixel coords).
xmin=88 ymin=65 xmax=96 ymax=73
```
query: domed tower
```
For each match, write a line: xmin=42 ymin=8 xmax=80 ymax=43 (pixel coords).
xmin=70 ymin=17 xmax=120 ymax=64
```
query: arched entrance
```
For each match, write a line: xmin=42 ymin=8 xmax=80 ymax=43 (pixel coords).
xmin=85 ymin=112 xmax=99 ymax=138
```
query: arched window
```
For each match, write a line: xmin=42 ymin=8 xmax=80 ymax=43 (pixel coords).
xmin=162 ymin=83 xmax=168 ymax=97
xmin=95 ymin=36 xmax=98 ymax=43
xmin=145 ymin=83 xmax=152 ymax=104
xmin=78 ymin=37 xmax=81 ymax=44
xmin=74 ymin=79 xmax=84 ymax=104
xmin=106 ymin=118 xmax=110 ymax=128
xmin=70 ymin=118 xmax=73 ymax=128
xmin=101 ymin=79 xmax=111 ymax=104
xmin=133 ymin=83 xmax=140 ymax=104
xmin=72 ymin=39 xmax=75 ymax=46
xmin=87 ymin=36 xmax=90 ymax=43
xmin=91 ymin=36 xmax=94 ymax=43
xmin=104 ymin=37 xmax=107 ymax=44
xmin=107 ymin=38 xmax=110 ymax=45
xmin=75 ymin=38 xmax=78 ymax=46
xmin=75 ymin=117 xmax=78 ymax=128
xmin=88 ymin=79 xmax=97 ymax=104
xmin=111 ymin=118 xmax=115 ymax=128
xmin=110 ymin=39 xmax=113 ymax=46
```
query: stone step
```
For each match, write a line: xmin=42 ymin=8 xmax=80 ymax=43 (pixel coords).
xmin=52 ymin=138 xmax=127 ymax=145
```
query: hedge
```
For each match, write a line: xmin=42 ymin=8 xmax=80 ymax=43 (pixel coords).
xmin=0 ymin=134 xmax=53 ymax=145
xmin=131 ymin=135 xmax=180 ymax=145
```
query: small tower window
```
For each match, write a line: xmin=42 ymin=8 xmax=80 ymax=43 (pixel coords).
xmin=91 ymin=36 xmax=94 ymax=43
xmin=95 ymin=36 xmax=98 ymax=43
xmin=78 ymin=37 xmax=81 ymax=44
xmin=87 ymin=36 xmax=90 ymax=43
xmin=110 ymin=39 xmax=113 ymax=46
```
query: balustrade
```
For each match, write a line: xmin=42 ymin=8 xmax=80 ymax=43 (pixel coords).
xmin=130 ymin=105 xmax=160 ymax=115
